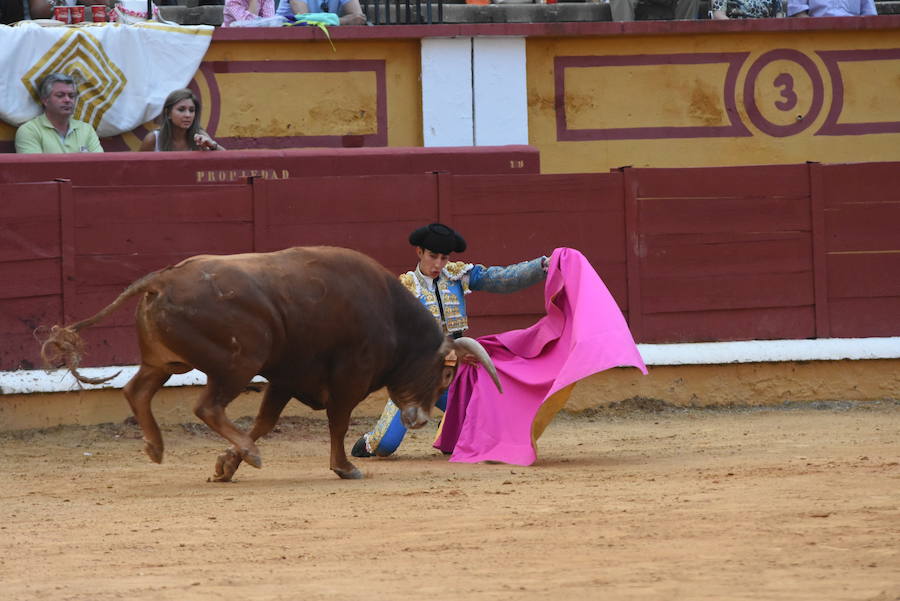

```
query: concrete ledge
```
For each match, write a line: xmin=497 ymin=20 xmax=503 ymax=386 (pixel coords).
xmin=2 ymin=357 xmax=898 ymax=431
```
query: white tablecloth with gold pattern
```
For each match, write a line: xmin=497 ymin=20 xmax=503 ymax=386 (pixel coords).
xmin=0 ymin=21 xmax=212 ymax=136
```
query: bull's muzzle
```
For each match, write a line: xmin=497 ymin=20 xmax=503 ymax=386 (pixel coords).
xmin=400 ymin=405 xmax=430 ymax=430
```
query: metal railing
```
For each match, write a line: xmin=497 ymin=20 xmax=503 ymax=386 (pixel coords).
xmin=367 ymin=0 xmax=444 ymax=24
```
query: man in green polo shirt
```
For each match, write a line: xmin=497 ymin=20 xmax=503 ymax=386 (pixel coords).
xmin=15 ymin=73 xmax=104 ymax=154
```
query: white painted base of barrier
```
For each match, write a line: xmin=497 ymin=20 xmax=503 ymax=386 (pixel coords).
xmin=2 ymin=337 xmax=898 ymax=395
xmin=636 ymin=337 xmax=900 ymax=366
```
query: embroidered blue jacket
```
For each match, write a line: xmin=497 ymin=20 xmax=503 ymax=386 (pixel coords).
xmin=399 ymin=257 xmax=546 ymax=335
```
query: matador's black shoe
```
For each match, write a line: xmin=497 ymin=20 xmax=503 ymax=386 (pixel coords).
xmin=351 ymin=436 xmax=373 ymax=458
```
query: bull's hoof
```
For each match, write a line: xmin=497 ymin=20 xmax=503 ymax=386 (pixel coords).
xmin=333 ymin=466 xmax=364 ymax=480
xmin=242 ymin=450 xmax=263 ymax=469
xmin=212 ymin=449 xmax=242 ymax=482
xmin=143 ymin=440 xmax=163 ymax=464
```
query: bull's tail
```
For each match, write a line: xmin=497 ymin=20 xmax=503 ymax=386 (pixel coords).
xmin=38 ymin=268 xmax=167 ymax=385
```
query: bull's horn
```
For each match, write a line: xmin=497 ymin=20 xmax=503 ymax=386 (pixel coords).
xmin=454 ymin=337 xmax=502 ymax=393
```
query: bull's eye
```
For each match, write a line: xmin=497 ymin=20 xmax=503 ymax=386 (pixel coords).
xmin=441 ymin=366 xmax=455 ymax=389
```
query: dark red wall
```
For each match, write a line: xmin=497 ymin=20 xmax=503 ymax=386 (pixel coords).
xmin=2 ymin=153 xmax=898 ymax=371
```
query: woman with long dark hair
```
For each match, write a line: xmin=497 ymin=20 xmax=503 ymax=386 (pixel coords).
xmin=138 ymin=89 xmax=223 ymax=152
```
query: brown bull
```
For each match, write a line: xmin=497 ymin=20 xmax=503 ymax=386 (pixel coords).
xmin=40 ymin=246 xmax=499 ymax=480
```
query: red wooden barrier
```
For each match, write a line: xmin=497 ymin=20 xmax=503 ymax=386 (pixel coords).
xmin=445 ymin=172 xmax=627 ymax=337
xmin=253 ymin=174 xmax=438 ymax=275
xmin=63 ymin=182 xmax=255 ymax=366
xmin=0 ymin=182 xmax=64 ymax=370
xmin=2 ymin=158 xmax=898 ymax=371
xmin=630 ymin=164 xmax=816 ymax=343
xmin=819 ymin=162 xmax=900 ymax=337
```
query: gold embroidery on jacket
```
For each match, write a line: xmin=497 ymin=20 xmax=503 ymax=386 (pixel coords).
xmin=399 ymin=273 xmax=416 ymax=296
xmin=445 ymin=261 xmax=468 ymax=278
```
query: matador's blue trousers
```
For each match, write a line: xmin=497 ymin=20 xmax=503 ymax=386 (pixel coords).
xmin=360 ymin=390 xmax=448 ymax=456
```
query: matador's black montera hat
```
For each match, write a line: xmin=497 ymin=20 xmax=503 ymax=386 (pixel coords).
xmin=409 ymin=223 xmax=467 ymax=254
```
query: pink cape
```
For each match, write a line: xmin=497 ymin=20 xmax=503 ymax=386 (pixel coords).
xmin=434 ymin=247 xmax=648 ymax=465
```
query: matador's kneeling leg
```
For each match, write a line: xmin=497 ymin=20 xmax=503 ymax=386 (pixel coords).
xmin=351 ymin=391 xmax=448 ymax=458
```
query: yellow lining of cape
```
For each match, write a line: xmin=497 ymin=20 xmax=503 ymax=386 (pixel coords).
xmin=531 ymin=383 xmax=575 ymax=447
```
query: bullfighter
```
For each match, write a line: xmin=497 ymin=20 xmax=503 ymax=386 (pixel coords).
xmin=351 ymin=222 xmax=548 ymax=458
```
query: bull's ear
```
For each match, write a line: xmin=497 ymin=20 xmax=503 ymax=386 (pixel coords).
xmin=441 ymin=365 xmax=455 ymax=390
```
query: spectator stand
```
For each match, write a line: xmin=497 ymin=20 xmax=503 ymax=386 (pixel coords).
xmin=153 ymin=0 xmax=900 ymax=25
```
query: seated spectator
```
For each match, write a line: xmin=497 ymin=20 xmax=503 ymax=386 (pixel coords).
xmin=274 ymin=0 xmax=365 ymax=25
xmin=610 ymin=0 xmax=699 ymax=21
xmin=712 ymin=0 xmax=779 ymax=18
xmin=788 ymin=0 xmax=875 ymax=16
xmin=138 ymin=89 xmax=224 ymax=152
xmin=15 ymin=73 xmax=104 ymax=154
xmin=30 ymin=0 xmax=50 ymax=17
xmin=223 ymin=0 xmax=275 ymax=26
xmin=1 ymin=0 xmax=50 ymax=23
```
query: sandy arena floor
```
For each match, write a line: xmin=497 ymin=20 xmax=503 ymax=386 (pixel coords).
xmin=2 ymin=399 xmax=899 ymax=601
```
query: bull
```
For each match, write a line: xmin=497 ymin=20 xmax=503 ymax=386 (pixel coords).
xmin=40 ymin=246 xmax=500 ymax=480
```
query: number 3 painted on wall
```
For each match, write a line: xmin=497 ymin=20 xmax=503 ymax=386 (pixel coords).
xmin=773 ymin=72 xmax=798 ymax=111
xmin=744 ymin=50 xmax=824 ymax=137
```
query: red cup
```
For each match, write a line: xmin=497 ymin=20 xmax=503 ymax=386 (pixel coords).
xmin=92 ymin=5 xmax=107 ymax=21
xmin=53 ymin=5 xmax=70 ymax=22
xmin=70 ymin=5 xmax=85 ymax=22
